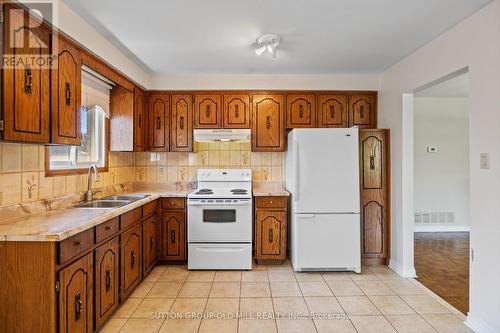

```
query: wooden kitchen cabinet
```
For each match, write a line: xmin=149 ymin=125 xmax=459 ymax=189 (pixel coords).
xmin=348 ymin=92 xmax=377 ymax=129
xmin=120 ymin=223 xmax=142 ymax=299
xmin=171 ymin=94 xmax=193 ymax=152
xmin=162 ymin=211 xmax=186 ymax=261
xmin=148 ymin=93 xmax=170 ymax=151
xmin=251 ymin=94 xmax=285 ymax=152
xmin=360 ymin=129 xmax=390 ymax=265
xmin=143 ymin=215 xmax=159 ymax=275
xmin=51 ymin=37 xmax=82 ymax=145
xmin=194 ymin=94 xmax=222 ymax=128
xmin=254 ymin=196 xmax=288 ymax=263
xmin=110 ymin=85 xmax=135 ymax=151
xmin=58 ymin=253 xmax=93 ymax=333
xmin=223 ymin=94 xmax=250 ymax=128
xmin=94 ymin=237 xmax=119 ymax=330
xmin=134 ymin=88 xmax=147 ymax=151
xmin=1 ymin=4 xmax=51 ymax=143
xmin=286 ymin=94 xmax=316 ymax=128
xmin=317 ymin=94 xmax=348 ymax=128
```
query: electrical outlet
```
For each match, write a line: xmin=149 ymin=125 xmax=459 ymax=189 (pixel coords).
xmin=480 ymin=153 xmax=490 ymax=169
xmin=426 ymin=146 xmax=437 ymax=153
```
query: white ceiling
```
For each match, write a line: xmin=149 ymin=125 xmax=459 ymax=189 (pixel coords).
xmin=416 ymin=73 xmax=469 ymax=97
xmin=64 ymin=0 xmax=491 ymax=75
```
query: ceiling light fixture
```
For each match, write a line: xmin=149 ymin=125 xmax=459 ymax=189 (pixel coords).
xmin=255 ymin=34 xmax=280 ymax=58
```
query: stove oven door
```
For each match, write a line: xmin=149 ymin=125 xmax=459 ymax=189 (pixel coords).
xmin=187 ymin=199 xmax=252 ymax=243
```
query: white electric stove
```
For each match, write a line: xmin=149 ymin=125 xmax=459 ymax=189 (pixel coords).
xmin=187 ymin=169 xmax=252 ymax=270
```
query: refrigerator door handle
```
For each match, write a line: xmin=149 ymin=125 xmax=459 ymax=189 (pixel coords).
xmin=294 ymin=141 xmax=299 ymax=202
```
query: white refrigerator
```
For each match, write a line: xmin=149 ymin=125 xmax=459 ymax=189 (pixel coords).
xmin=285 ymin=128 xmax=361 ymax=273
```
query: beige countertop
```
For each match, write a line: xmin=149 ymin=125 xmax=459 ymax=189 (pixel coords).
xmin=252 ymin=182 xmax=290 ymax=197
xmin=0 ymin=186 xmax=192 ymax=242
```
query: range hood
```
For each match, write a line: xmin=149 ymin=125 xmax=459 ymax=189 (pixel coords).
xmin=193 ymin=129 xmax=251 ymax=142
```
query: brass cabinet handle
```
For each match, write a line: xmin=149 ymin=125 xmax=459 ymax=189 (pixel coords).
xmin=268 ymin=229 xmax=273 ymax=243
xmin=298 ymin=105 xmax=304 ymax=118
xmin=179 ymin=116 xmax=184 ymax=130
xmin=329 ymin=105 xmax=335 ymax=119
xmin=359 ymin=105 xmax=365 ymax=118
xmin=266 ymin=116 xmax=271 ymax=129
xmin=105 ymin=225 xmax=112 ymax=231
xmin=234 ymin=105 xmax=239 ymax=118
xmin=138 ymin=114 xmax=142 ymax=128
xmin=170 ymin=230 xmax=176 ymax=244
xmin=205 ymin=105 xmax=211 ymax=117
xmin=74 ymin=292 xmax=82 ymax=321
xmin=131 ymin=251 xmax=135 ymax=268
xmin=150 ymin=236 xmax=154 ymax=252
xmin=24 ymin=67 xmax=32 ymax=95
xmin=105 ymin=269 xmax=111 ymax=292
xmin=171 ymin=201 xmax=175 ymax=205
xmin=156 ymin=116 xmax=161 ymax=130
xmin=65 ymin=82 xmax=71 ymax=106
xmin=74 ymin=240 xmax=83 ymax=247
xmin=370 ymin=155 xmax=375 ymax=170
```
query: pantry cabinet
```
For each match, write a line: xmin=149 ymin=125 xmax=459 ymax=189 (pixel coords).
xmin=194 ymin=94 xmax=222 ymax=128
xmin=254 ymin=196 xmax=288 ymax=263
xmin=58 ymin=253 xmax=93 ymax=333
xmin=134 ymin=88 xmax=147 ymax=151
xmin=286 ymin=94 xmax=316 ymax=128
xmin=360 ymin=129 xmax=390 ymax=265
xmin=148 ymin=93 xmax=170 ymax=151
xmin=349 ymin=93 xmax=377 ymax=129
xmin=51 ymin=37 xmax=82 ymax=145
xmin=120 ymin=223 xmax=142 ymax=299
xmin=223 ymin=94 xmax=250 ymax=128
xmin=161 ymin=198 xmax=187 ymax=261
xmin=171 ymin=94 xmax=193 ymax=152
xmin=317 ymin=94 xmax=348 ymax=128
xmin=251 ymin=94 xmax=285 ymax=152
xmin=1 ymin=4 xmax=51 ymax=143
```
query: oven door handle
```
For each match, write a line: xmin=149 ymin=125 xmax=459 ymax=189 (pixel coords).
xmin=194 ymin=246 xmax=246 ymax=253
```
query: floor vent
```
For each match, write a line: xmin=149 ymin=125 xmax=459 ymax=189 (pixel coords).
xmin=415 ymin=212 xmax=455 ymax=224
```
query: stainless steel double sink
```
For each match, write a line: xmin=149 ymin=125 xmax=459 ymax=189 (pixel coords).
xmin=74 ymin=194 xmax=150 ymax=209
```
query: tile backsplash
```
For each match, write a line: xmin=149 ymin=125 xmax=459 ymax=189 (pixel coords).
xmin=0 ymin=141 xmax=283 ymax=207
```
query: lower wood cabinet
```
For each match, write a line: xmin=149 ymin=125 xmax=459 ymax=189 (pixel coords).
xmin=94 ymin=237 xmax=119 ymax=330
xmin=254 ymin=196 xmax=288 ymax=263
xmin=161 ymin=198 xmax=187 ymax=261
xmin=120 ymin=223 xmax=143 ymax=299
xmin=58 ymin=253 xmax=93 ymax=333
xmin=143 ymin=215 xmax=159 ymax=275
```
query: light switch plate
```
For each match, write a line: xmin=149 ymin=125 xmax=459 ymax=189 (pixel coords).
xmin=426 ymin=146 xmax=437 ymax=153
xmin=480 ymin=153 xmax=490 ymax=169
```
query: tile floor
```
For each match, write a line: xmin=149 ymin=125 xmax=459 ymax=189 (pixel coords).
xmin=100 ymin=262 xmax=473 ymax=333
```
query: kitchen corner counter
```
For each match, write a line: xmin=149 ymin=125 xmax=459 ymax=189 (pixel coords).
xmin=252 ymin=182 xmax=290 ymax=197
xmin=0 ymin=184 xmax=193 ymax=242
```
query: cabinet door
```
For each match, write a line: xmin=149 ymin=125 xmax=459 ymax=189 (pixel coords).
xmin=148 ymin=93 xmax=170 ymax=151
xmin=251 ymin=94 xmax=285 ymax=152
xmin=2 ymin=5 xmax=51 ymax=143
xmin=143 ymin=215 xmax=159 ymax=274
xmin=171 ymin=94 xmax=193 ymax=152
xmin=121 ymin=223 xmax=142 ymax=299
xmin=223 ymin=94 xmax=250 ymax=128
xmin=134 ymin=88 xmax=147 ymax=151
xmin=162 ymin=211 xmax=186 ymax=260
xmin=317 ymin=94 xmax=348 ymax=128
xmin=349 ymin=93 xmax=377 ymax=129
xmin=94 ymin=237 xmax=119 ymax=330
xmin=110 ymin=86 xmax=135 ymax=151
xmin=286 ymin=94 xmax=316 ymax=128
xmin=255 ymin=210 xmax=287 ymax=260
xmin=194 ymin=94 xmax=222 ymax=128
xmin=51 ymin=37 xmax=81 ymax=145
xmin=58 ymin=253 xmax=93 ymax=333
xmin=360 ymin=130 xmax=389 ymax=262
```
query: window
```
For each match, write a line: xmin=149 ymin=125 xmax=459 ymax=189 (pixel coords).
xmin=47 ymin=70 xmax=112 ymax=174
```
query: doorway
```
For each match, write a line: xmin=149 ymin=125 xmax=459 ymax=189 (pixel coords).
xmin=413 ymin=71 xmax=470 ymax=314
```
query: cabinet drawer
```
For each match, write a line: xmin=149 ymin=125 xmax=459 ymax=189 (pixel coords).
xmin=95 ymin=217 xmax=119 ymax=243
xmin=58 ymin=228 xmax=94 ymax=264
xmin=255 ymin=197 xmax=287 ymax=209
xmin=143 ymin=200 xmax=158 ymax=218
xmin=121 ymin=207 xmax=143 ymax=230
xmin=162 ymin=197 xmax=185 ymax=210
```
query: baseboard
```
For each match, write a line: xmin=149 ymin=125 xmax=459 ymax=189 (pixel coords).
xmin=389 ymin=259 xmax=417 ymax=278
xmin=465 ymin=315 xmax=498 ymax=333
xmin=414 ymin=225 xmax=471 ymax=232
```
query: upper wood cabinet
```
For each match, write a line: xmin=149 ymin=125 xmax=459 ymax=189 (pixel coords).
xmin=1 ymin=5 xmax=51 ymax=143
xmin=348 ymin=93 xmax=377 ymax=129
xmin=110 ymin=85 xmax=134 ymax=151
xmin=171 ymin=94 xmax=193 ymax=152
xmin=251 ymin=94 xmax=285 ymax=152
xmin=223 ymin=94 xmax=250 ymax=128
xmin=317 ymin=94 xmax=348 ymax=128
xmin=286 ymin=94 xmax=316 ymax=128
xmin=51 ymin=37 xmax=82 ymax=145
xmin=194 ymin=94 xmax=222 ymax=128
xmin=148 ymin=93 xmax=170 ymax=151
xmin=133 ymin=88 xmax=147 ymax=151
